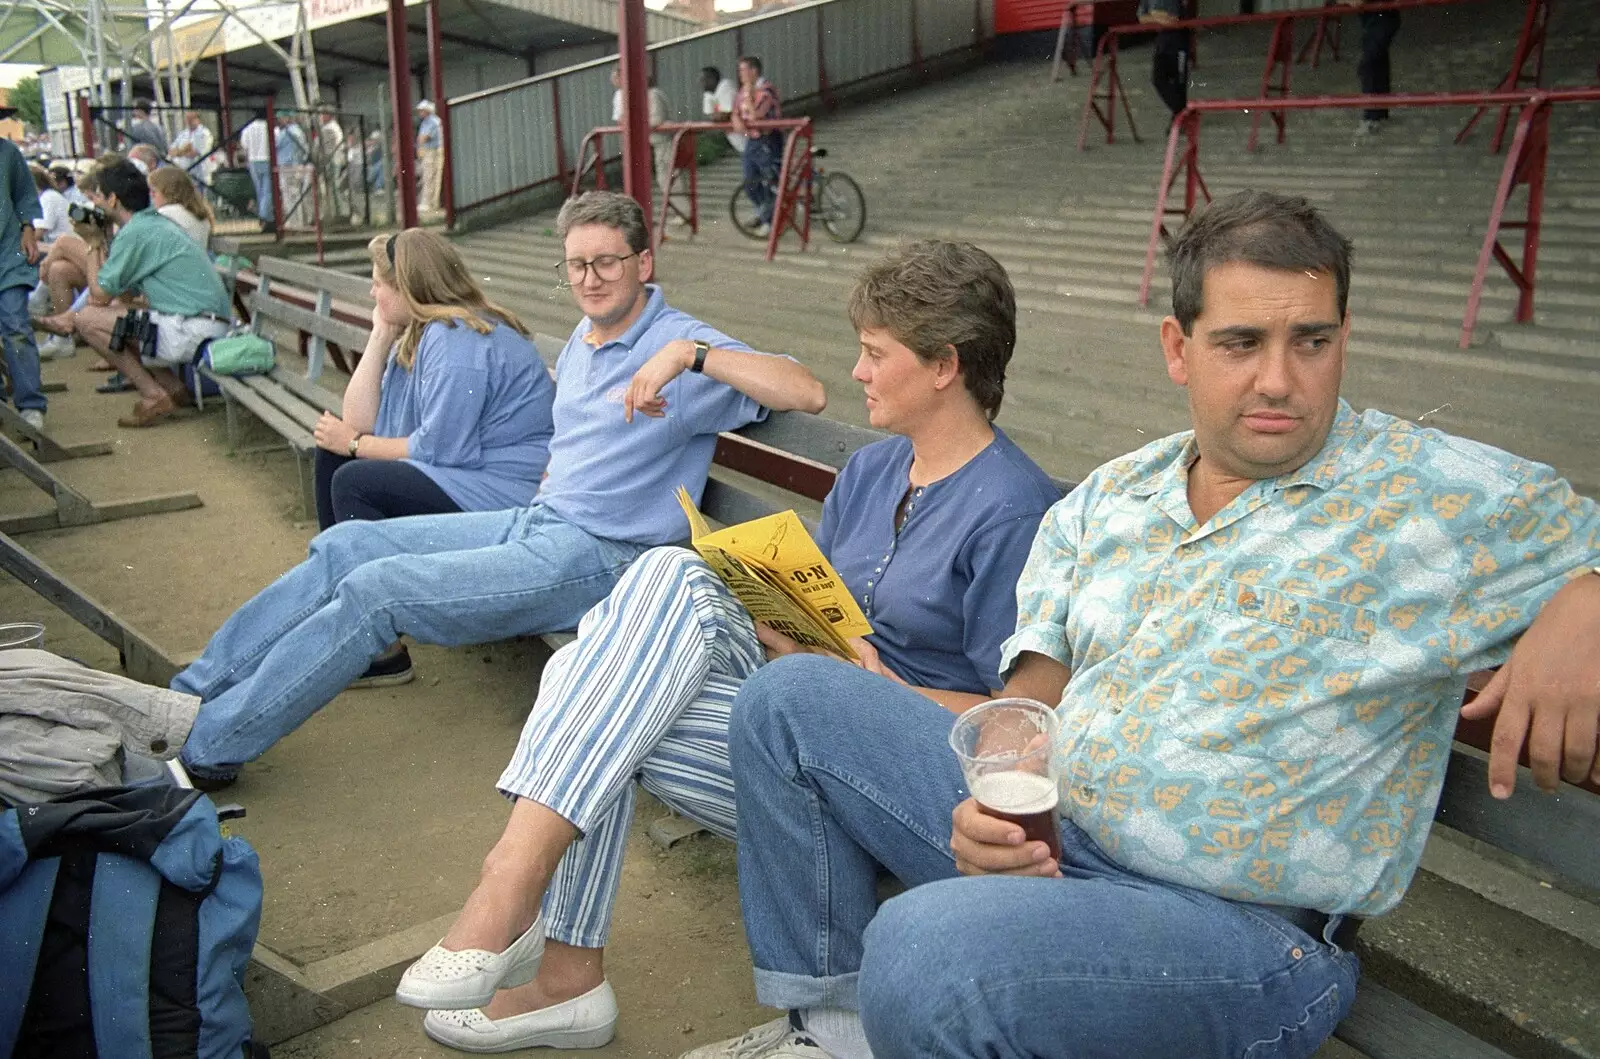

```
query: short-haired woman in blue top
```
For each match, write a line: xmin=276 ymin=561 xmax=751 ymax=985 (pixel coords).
xmin=398 ymin=241 xmax=1063 ymax=1054
xmin=311 ymin=229 xmax=555 ymax=532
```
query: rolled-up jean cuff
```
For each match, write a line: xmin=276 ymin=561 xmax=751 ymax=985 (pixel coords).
xmin=753 ymin=967 xmax=858 ymax=1012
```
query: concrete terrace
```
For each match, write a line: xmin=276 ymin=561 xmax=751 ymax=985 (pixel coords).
xmin=414 ymin=3 xmax=1600 ymax=502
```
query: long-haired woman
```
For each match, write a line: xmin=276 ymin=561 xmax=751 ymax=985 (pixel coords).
xmin=147 ymin=166 xmax=214 ymax=248
xmin=309 ymin=229 xmax=558 ymax=684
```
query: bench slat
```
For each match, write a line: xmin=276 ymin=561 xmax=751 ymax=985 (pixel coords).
xmin=700 ymin=478 xmax=788 ymax=529
xmin=234 ymin=375 xmax=326 ymax=433
xmin=252 ymin=291 xmax=372 ymax=352
xmin=267 ymin=368 xmax=345 ymax=418
xmin=1436 ymin=747 xmax=1600 ymax=890
xmin=1335 ymin=982 xmax=1513 ymax=1059
xmin=735 ymin=412 xmax=886 ymax=470
xmin=257 ymin=256 xmax=375 ymax=306
xmin=206 ymin=372 xmax=313 ymax=449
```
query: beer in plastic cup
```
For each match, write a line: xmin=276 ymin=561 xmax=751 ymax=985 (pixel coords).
xmin=949 ymin=697 xmax=1062 ymax=862
xmin=0 ymin=623 xmax=45 ymax=651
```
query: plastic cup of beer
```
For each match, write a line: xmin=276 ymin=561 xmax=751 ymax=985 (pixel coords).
xmin=948 ymin=697 xmax=1062 ymax=862
xmin=0 ymin=622 xmax=46 ymax=651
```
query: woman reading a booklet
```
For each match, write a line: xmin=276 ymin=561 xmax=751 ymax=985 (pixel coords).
xmin=397 ymin=241 xmax=1063 ymax=1054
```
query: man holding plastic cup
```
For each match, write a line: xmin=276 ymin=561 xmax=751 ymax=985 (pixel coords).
xmin=686 ymin=190 xmax=1600 ymax=1059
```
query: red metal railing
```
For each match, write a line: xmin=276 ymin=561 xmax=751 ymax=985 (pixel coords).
xmin=572 ymin=118 xmax=817 ymax=262
xmin=1049 ymin=0 xmax=1139 ymax=80
xmin=1076 ymin=0 xmax=1534 ymax=152
xmin=1136 ymin=87 xmax=1600 ymax=350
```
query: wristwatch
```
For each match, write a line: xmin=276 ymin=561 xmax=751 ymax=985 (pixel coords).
xmin=347 ymin=433 xmax=363 ymax=457
xmin=690 ymin=340 xmax=711 ymax=374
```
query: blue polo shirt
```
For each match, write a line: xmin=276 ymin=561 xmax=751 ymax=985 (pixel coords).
xmin=536 ymin=285 xmax=774 ymax=545
xmin=372 ymin=319 xmax=555 ymax=512
xmin=817 ymin=428 xmax=1062 ymax=694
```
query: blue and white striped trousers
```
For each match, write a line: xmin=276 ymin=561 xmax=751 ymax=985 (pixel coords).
xmin=497 ymin=546 xmax=766 ymax=949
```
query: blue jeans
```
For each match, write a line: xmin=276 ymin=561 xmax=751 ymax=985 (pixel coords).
xmin=248 ymin=160 xmax=273 ymax=221
xmin=729 ymin=656 xmax=1361 ymax=1059
xmin=742 ymin=133 xmax=781 ymax=226
xmin=0 ymin=285 xmax=45 ymax=413
xmin=176 ymin=505 xmax=644 ymax=775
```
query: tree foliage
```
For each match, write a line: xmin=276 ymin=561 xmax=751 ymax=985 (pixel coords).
xmin=9 ymin=76 xmax=44 ymax=132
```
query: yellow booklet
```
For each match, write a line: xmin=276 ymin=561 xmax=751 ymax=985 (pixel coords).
xmin=675 ymin=487 xmax=872 ymax=661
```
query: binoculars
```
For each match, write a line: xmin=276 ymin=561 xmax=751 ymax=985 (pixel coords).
xmin=67 ymin=201 xmax=110 ymax=226
xmin=111 ymin=309 xmax=159 ymax=360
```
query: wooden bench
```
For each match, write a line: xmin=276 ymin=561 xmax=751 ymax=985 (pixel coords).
xmin=204 ymin=257 xmax=367 ymax=517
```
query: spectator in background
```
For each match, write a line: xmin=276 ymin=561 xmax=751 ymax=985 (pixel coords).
xmin=148 ymin=166 xmax=214 ymax=248
xmin=1138 ymin=0 xmax=1191 ymax=126
xmin=127 ymin=99 xmax=168 ymax=155
xmin=417 ymin=100 xmax=443 ymax=214
xmin=1341 ymin=0 xmax=1401 ymax=134
xmin=366 ymin=129 xmax=386 ymax=193
xmin=241 ymin=115 xmax=274 ymax=232
xmin=0 ymin=125 xmax=47 ymax=432
xmin=316 ymin=107 xmax=348 ymax=221
xmin=732 ymin=55 xmax=782 ymax=235
xmin=310 ymin=229 xmax=556 ymax=540
xmin=276 ymin=113 xmax=312 ymax=228
xmin=169 ymin=110 xmax=215 ymax=188
xmin=53 ymin=166 xmax=91 ymax=208
xmin=56 ymin=161 xmax=232 ymax=428
xmin=128 ymin=143 xmax=162 ymax=175
xmin=701 ymin=65 xmax=745 ymax=155
xmin=33 ymin=165 xmax=114 ymax=365
xmin=345 ymin=126 xmax=366 ymax=223
xmin=30 ymin=165 xmax=72 ymax=246
xmin=609 ymin=66 xmax=673 ymax=203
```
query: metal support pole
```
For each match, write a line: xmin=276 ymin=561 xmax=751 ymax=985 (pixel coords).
xmin=1250 ymin=17 xmax=1294 ymax=150
xmin=618 ymin=0 xmax=653 ymax=232
xmin=426 ymin=0 xmax=454 ymax=228
xmin=386 ymin=0 xmax=419 ymax=229
xmin=216 ymin=55 xmax=233 ymax=163
xmin=266 ymin=95 xmax=284 ymax=239
xmin=78 ymin=95 xmax=96 ymax=158
xmin=1462 ymin=99 xmax=1549 ymax=348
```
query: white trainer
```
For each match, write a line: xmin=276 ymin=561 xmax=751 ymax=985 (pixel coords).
xmin=19 ymin=409 xmax=46 ymax=433
xmin=27 ymin=283 xmax=51 ymax=318
xmin=395 ymin=916 xmax=545 ymax=1011
xmin=423 ymin=981 xmax=618 ymax=1053
xmin=37 ymin=334 xmax=75 ymax=361
xmin=679 ymin=1017 xmax=834 ymax=1059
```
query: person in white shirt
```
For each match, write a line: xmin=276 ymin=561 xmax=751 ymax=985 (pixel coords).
xmin=148 ymin=166 xmax=213 ymax=249
xmin=700 ymin=66 xmax=745 ymax=154
xmin=30 ymin=165 xmax=73 ymax=244
xmin=240 ymin=116 xmax=273 ymax=231
xmin=54 ymin=167 xmax=91 ymax=209
xmin=316 ymin=108 xmax=348 ymax=220
xmin=170 ymin=111 xmax=216 ymax=189
xmin=609 ymin=66 xmax=674 ymax=201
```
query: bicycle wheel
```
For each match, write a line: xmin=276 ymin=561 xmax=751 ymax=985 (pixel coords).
xmin=816 ymin=172 xmax=866 ymax=243
xmin=728 ymin=185 xmax=768 ymax=240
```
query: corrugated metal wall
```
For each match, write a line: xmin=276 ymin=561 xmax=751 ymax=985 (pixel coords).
xmin=449 ymin=0 xmax=984 ymax=214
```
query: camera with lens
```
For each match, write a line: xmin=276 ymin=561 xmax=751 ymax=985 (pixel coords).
xmin=111 ymin=309 xmax=159 ymax=360
xmin=67 ymin=201 xmax=110 ymax=226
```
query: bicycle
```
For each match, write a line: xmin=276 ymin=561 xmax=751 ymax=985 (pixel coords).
xmin=730 ymin=145 xmax=866 ymax=244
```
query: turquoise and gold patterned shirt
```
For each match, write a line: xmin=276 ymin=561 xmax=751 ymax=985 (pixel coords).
xmin=1001 ymin=400 xmax=1600 ymax=916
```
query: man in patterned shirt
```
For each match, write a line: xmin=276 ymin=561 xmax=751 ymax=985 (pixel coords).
xmin=684 ymin=190 xmax=1600 ymax=1059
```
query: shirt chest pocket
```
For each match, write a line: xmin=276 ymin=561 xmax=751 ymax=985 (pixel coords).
xmin=1165 ymin=580 xmax=1374 ymax=759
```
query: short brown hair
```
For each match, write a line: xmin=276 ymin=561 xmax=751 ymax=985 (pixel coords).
xmin=556 ymin=191 xmax=648 ymax=254
xmin=847 ymin=241 xmax=1016 ymax=420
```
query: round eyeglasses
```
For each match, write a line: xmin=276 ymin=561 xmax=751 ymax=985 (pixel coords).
xmin=556 ymin=252 xmax=639 ymax=285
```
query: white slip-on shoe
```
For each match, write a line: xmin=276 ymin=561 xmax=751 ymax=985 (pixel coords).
xmin=395 ymin=916 xmax=545 ymax=1010
xmin=678 ymin=1016 xmax=833 ymax=1058
xmin=423 ymin=981 xmax=619 ymax=1053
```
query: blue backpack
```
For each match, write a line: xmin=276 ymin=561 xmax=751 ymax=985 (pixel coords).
xmin=0 ymin=785 xmax=267 ymax=1059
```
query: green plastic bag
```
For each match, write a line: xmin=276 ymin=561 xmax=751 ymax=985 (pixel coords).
xmin=201 ymin=332 xmax=276 ymax=376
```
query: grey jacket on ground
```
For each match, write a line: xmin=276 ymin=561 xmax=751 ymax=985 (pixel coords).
xmin=0 ymin=649 xmax=198 ymax=805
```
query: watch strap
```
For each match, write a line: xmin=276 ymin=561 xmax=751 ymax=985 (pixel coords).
xmin=691 ymin=340 xmax=710 ymax=374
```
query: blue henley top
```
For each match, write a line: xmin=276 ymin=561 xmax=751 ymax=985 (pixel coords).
xmin=535 ymin=285 xmax=775 ymax=546
xmin=372 ymin=319 xmax=556 ymax=512
xmin=817 ymin=428 xmax=1062 ymax=694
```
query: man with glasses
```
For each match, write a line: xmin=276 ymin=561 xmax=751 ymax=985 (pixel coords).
xmin=174 ymin=191 xmax=826 ymax=787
